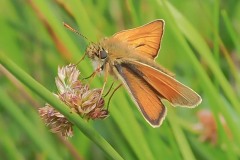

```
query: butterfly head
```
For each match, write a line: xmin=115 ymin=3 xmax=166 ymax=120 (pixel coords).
xmin=86 ymin=41 xmax=109 ymax=71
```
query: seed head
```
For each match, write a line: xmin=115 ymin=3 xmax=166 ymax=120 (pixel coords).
xmin=39 ymin=64 xmax=109 ymax=138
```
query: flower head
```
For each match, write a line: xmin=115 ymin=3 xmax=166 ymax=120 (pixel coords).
xmin=39 ymin=64 xmax=109 ymax=138
xmin=39 ymin=104 xmax=73 ymax=137
xmin=194 ymin=109 xmax=232 ymax=145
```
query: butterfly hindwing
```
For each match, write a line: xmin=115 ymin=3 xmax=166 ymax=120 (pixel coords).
xmin=123 ymin=60 xmax=202 ymax=107
xmin=113 ymin=62 xmax=166 ymax=127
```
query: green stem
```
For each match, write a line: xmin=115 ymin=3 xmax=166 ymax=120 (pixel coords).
xmin=221 ymin=10 xmax=240 ymax=55
xmin=0 ymin=52 xmax=123 ymax=160
xmin=168 ymin=108 xmax=196 ymax=160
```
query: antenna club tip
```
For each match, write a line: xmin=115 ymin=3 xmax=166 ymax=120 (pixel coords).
xmin=63 ymin=22 xmax=68 ymax=27
xmin=63 ymin=22 xmax=73 ymax=30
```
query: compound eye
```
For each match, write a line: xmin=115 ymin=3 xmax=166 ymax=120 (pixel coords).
xmin=99 ymin=50 xmax=107 ymax=59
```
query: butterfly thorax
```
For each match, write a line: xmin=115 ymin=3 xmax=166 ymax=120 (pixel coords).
xmin=86 ymin=37 xmax=136 ymax=71
xmin=102 ymin=38 xmax=137 ymax=59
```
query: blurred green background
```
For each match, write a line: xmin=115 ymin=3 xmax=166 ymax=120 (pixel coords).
xmin=1 ymin=0 xmax=240 ymax=160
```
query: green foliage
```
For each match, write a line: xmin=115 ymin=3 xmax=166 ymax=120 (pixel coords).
xmin=0 ymin=0 xmax=240 ymax=159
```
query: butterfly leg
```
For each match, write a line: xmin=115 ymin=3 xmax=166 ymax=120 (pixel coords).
xmin=75 ymin=52 xmax=87 ymax=66
xmin=81 ymin=64 xmax=102 ymax=85
xmin=103 ymin=81 xmax=115 ymax=97
xmin=100 ymin=62 xmax=110 ymax=96
xmin=107 ymin=83 xmax=122 ymax=110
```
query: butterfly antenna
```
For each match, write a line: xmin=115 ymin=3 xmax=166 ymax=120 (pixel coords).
xmin=63 ymin=22 xmax=95 ymax=65
xmin=63 ymin=22 xmax=95 ymax=44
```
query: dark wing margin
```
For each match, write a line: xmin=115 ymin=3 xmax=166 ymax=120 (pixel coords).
xmin=114 ymin=63 xmax=166 ymax=127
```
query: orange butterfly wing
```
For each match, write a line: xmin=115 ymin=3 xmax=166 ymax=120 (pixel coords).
xmin=107 ymin=20 xmax=201 ymax=126
xmin=126 ymin=60 xmax=202 ymax=107
xmin=113 ymin=60 xmax=201 ymax=126
xmin=114 ymin=63 xmax=166 ymax=127
xmin=113 ymin=20 xmax=164 ymax=59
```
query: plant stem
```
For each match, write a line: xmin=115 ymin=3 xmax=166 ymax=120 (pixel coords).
xmin=0 ymin=52 xmax=123 ymax=160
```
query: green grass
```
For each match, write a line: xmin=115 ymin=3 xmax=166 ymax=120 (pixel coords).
xmin=0 ymin=0 xmax=240 ymax=159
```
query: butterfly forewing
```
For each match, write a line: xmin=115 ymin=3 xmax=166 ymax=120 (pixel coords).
xmin=113 ymin=20 xmax=164 ymax=59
